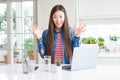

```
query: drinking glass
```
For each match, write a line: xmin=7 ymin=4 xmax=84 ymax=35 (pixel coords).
xmin=44 ymin=55 xmax=51 ymax=71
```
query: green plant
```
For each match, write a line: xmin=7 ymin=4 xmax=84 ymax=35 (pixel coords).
xmin=24 ymin=37 xmax=34 ymax=49
xmin=98 ymin=37 xmax=104 ymax=42
xmin=81 ymin=37 xmax=97 ymax=44
xmin=56 ymin=60 xmax=61 ymax=66
xmin=24 ymin=37 xmax=34 ymax=60
xmin=13 ymin=50 xmax=19 ymax=57
xmin=0 ymin=9 xmax=7 ymax=33
xmin=0 ymin=44 xmax=5 ymax=48
xmin=98 ymin=37 xmax=104 ymax=48
xmin=109 ymin=35 xmax=120 ymax=41
xmin=0 ymin=9 xmax=7 ymax=48
xmin=24 ymin=37 xmax=34 ymax=56
xmin=98 ymin=41 xmax=104 ymax=48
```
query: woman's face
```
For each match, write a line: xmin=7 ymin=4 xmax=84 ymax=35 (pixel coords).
xmin=53 ymin=10 xmax=65 ymax=30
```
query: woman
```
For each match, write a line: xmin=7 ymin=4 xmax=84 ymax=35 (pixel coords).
xmin=31 ymin=5 xmax=86 ymax=64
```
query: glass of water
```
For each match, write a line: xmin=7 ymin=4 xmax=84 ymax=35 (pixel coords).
xmin=44 ymin=55 xmax=51 ymax=71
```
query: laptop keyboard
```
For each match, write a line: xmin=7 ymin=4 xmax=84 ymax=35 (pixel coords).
xmin=62 ymin=65 xmax=71 ymax=70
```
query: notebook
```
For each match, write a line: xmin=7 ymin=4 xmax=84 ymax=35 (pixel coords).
xmin=62 ymin=46 xmax=99 ymax=71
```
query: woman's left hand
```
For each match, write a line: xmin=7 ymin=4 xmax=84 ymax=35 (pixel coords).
xmin=74 ymin=24 xmax=87 ymax=37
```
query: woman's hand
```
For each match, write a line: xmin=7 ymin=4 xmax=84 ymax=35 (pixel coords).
xmin=74 ymin=24 xmax=87 ymax=37
xmin=30 ymin=24 xmax=44 ymax=39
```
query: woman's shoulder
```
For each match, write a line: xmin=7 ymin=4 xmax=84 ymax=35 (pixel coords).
xmin=43 ymin=29 xmax=48 ymax=33
xmin=69 ymin=27 xmax=74 ymax=32
xmin=42 ymin=29 xmax=48 ymax=36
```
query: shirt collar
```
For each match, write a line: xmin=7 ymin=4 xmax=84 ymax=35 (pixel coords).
xmin=54 ymin=28 xmax=63 ymax=34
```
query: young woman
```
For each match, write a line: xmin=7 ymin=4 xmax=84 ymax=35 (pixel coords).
xmin=31 ymin=5 xmax=86 ymax=64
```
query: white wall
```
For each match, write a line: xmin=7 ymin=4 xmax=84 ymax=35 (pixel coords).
xmin=37 ymin=0 xmax=120 ymax=26
xmin=37 ymin=0 xmax=76 ymax=28
xmin=79 ymin=0 xmax=120 ymax=19
xmin=78 ymin=0 xmax=120 ymax=24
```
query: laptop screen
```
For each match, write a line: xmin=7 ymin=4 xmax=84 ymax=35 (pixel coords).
xmin=62 ymin=46 xmax=99 ymax=71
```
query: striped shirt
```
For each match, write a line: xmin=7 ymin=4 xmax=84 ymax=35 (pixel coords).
xmin=54 ymin=33 xmax=63 ymax=63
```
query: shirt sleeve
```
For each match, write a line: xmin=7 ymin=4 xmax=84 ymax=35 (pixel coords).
xmin=70 ymin=27 xmax=80 ymax=53
xmin=38 ymin=30 xmax=47 ymax=58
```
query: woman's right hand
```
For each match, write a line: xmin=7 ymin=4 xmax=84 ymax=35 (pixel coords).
xmin=30 ymin=24 xmax=44 ymax=40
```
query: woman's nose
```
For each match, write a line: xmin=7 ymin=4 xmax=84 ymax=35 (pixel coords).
xmin=57 ymin=18 xmax=61 ymax=23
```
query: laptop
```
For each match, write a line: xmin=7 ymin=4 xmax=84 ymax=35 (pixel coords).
xmin=62 ymin=46 xmax=99 ymax=71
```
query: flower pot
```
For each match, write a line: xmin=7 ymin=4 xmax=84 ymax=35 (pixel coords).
xmin=29 ymin=54 xmax=34 ymax=60
xmin=56 ymin=66 xmax=62 ymax=73
xmin=4 ymin=54 xmax=9 ymax=63
xmin=51 ymin=65 xmax=62 ymax=73
xmin=14 ymin=56 xmax=18 ymax=63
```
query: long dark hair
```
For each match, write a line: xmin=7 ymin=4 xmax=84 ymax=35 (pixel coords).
xmin=46 ymin=5 xmax=72 ymax=63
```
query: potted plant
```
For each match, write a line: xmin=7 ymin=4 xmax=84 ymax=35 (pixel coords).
xmin=98 ymin=37 xmax=105 ymax=52
xmin=81 ymin=37 xmax=97 ymax=47
xmin=3 ymin=50 xmax=19 ymax=64
xmin=13 ymin=50 xmax=19 ymax=63
xmin=13 ymin=50 xmax=19 ymax=57
xmin=4 ymin=53 xmax=9 ymax=64
xmin=55 ymin=60 xmax=62 ymax=73
xmin=98 ymin=37 xmax=104 ymax=48
xmin=24 ymin=37 xmax=34 ymax=60
xmin=109 ymin=35 xmax=119 ymax=41
xmin=81 ymin=37 xmax=97 ymax=44
xmin=27 ymin=49 xmax=34 ymax=60
xmin=109 ymin=35 xmax=120 ymax=52
xmin=56 ymin=60 xmax=61 ymax=66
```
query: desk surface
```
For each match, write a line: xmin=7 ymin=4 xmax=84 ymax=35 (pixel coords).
xmin=0 ymin=64 xmax=120 ymax=80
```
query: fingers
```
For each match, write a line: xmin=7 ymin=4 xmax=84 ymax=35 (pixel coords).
xmin=79 ymin=24 xmax=87 ymax=32
xmin=30 ymin=24 xmax=35 ymax=32
xmin=41 ymin=50 xmax=45 ymax=54
xmin=74 ymin=23 xmax=87 ymax=37
xmin=74 ymin=24 xmax=86 ymax=30
xmin=75 ymin=24 xmax=87 ymax=32
xmin=31 ymin=24 xmax=37 ymax=30
xmin=79 ymin=24 xmax=86 ymax=29
xmin=30 ymin=24 xmax=39 ymax=33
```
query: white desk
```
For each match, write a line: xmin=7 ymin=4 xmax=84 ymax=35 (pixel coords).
xmin=0 ymin=64 xmax=120 ymax=80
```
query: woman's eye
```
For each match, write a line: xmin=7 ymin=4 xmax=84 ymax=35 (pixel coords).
xmin=53 ymin=16 xmax=56 ymax=18
xmin=60 ymin=16 xmax=62 ymax=18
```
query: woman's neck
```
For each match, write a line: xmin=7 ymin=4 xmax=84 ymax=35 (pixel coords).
xmin=55 ymin=27 xmax=61 ymax=32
